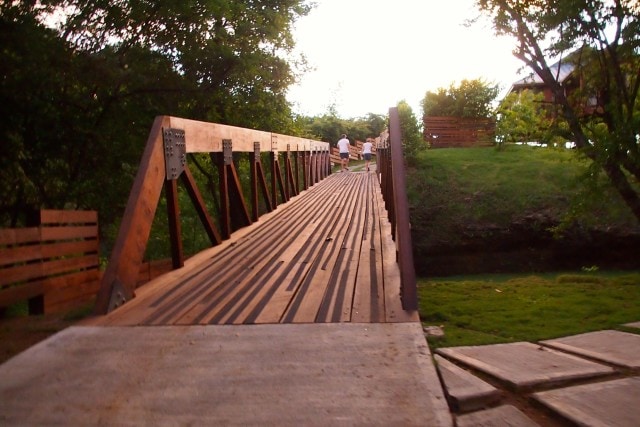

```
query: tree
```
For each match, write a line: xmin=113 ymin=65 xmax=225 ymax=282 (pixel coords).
xmin=496 ymin=89 xmax=569 ymax=147
xmin=0 ymin=1 xmax=311 ymax=232
xmin=298 ymin=112 xmax=388 ymax=145
xmin=57 ymin=0 xmax=311 ymax=130
xmin=363 ymin=113 xmax=387 ymax=139
xmin=396 ymin=100 xmax=425 ymax=162
xmin=422 ymin=78 xmax=499 ymax=118
xmin=476 ymin=0 xmax=640 ymax=222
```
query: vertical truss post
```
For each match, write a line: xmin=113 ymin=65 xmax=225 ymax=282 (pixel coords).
xmin=250 ymin=142 xmax=261 ymax=222
xmin=309 ymin=147 xmax=318 ymax=185
xmin=165 ymin=179 xmax=184 ymax=269
xmin=294 ymin=146 xmax=301 ymax=193
xmin=163 ymin=128 xmax=186 ymax=270
xmin=322 ymin=148 xmax=330 ymax=178
xmin=284 ymin=146 xmax=290 ymax=200
xmin=302 ymin=149 xmax=309 ymax=191
xmin=219 ymin=139 xmax=233 ymax=239
xmin=285 ymin=144 xmax=297 ymax=198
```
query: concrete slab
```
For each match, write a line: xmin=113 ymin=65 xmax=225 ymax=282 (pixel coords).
xmin=436 ymin=342 xmax=614 ymax=390
xmin=434 ymin=354 xmax=502 ymax=412
xmin=533 ymin=376 xmax=640 ymax=427
xmin=0 ymin=323 xmax=452 ymax=426
xmin=540 ymin=330 xmax=640 ymax=368
xmin=623 ymin=321 xmax=640 ymax=329
xmin=456 ymin=405 xmax=540 ymax=427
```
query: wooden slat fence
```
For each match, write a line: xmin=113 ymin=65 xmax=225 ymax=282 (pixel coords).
xmin=329 ymin=139 xmax=378 ymax=165
xmin=137 ymin=259 xmax=174 ymax=287
xmin=424 ymin=116 xmax=495 ymax=148
xmin=0 ymin=210 xmax=100 ymax=314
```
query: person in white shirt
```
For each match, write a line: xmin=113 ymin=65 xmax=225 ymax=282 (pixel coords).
xmin=337 ymin=134 xmax=351 ymax=171
xmin=362 ymin=138 xmax=373 ymax=172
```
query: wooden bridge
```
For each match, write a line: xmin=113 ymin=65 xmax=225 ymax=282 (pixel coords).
xmin=92 ymin=108 xmax=418 ymax=324
xmin=91 ymin=171 xmax=416 ymax=327
xmin=0 ymin=108 xmax=453 ymax=426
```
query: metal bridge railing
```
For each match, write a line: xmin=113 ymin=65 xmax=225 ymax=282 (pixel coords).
xmin=376 ymin=107 xmax=418 ymax=310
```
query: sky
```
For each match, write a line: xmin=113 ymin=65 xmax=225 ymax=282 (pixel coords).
xmin=286 ymin=0 xmax=526 ymax=118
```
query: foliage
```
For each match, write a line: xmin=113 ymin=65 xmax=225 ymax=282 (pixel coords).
xmin=0 ymin=1 xmax=311 ymax=240
xmin=396 ymin=100 xmax=425 ymax=162
xmin=297 ymin=112 xmax=387 ymax=145
xmin=419 ymin=272 xmax=640 ymax=350
xmin=0 ymin=11 xmax=162 ymax=230
xmin=496 ymin=89 xmax=569 ymax=147
xmin=421 ymin=78 xmax=499 ymax=118
xmin=475 ymin=0 xmax=640 ymax=222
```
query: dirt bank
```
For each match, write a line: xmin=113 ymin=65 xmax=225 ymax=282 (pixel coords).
xmin=414 ymin=220 xmax=640 ymax=277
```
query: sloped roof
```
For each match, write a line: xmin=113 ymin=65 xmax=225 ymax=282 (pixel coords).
xmin=512 ymin=61 xmax=575 ymax=87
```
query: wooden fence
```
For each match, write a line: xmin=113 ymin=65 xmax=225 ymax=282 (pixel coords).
xmin=329 ymin=139 xmax=378 ymax=165
xmin=423 ymin=116 xmax=495 ymax=148
xmin=137 ymin=259 xmax=173 ymax=287
xmin=0 ymin=210 xmax=100 ymax=314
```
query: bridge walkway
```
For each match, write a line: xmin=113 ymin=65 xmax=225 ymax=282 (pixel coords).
xmin=90 ymin=170 xmax=417 ymax=327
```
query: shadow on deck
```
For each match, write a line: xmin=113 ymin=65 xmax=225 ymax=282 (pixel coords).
xmin=89 ymin=171 xmax=418 ymax=327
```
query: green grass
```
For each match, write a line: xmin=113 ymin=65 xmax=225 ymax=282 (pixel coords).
xmin=419 ymin=271 xmax=640 ymax=350
xmin=408 ymin=145 xmax=637 ymax=247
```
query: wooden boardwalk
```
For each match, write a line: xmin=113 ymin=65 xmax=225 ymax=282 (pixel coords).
xmin=90 ymin=170 xmax=418 ymax=327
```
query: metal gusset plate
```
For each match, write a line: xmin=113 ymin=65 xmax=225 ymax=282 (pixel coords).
xmin=223 ymin=139 xmax=233 ymax=165
xmin=163 ymin=128 xmax=186 ymax=180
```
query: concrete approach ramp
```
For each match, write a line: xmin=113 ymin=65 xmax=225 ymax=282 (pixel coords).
xmin=0 ymin=322 xmax=452 ymax=426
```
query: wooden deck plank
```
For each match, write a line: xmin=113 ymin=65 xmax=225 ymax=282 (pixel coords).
xmin=144 ymin=175 xmax=336 ymax=324
xmin=232 ymin=190 xmax=342 ymax=324
xmin=370 ymin=178 xmax=387 ymax=322
xmin=316 ymin=174 xmax=368 ymax=322
xmin=352 ymin=174 xmax=385 ymax=322
xmin=225 ymin=178 xmax=349 ymax=324
xmin=247 ymin=178 xmax=351 ymax=324
xmin=282 ymin=174 xmax=363 ymax=323
xmin=141 ymin=184 xmax=325 ymax=325
xmin=187 ymin=175 xmax=346 ymax=325
xmin=88 ymin=207 xmax=295 ymax=326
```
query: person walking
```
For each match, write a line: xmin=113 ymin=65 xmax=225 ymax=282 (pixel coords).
xmin=337 ymin=134 xmax=351 ymax=171
xmin=362 ymin=138 xmax=373 ymax=172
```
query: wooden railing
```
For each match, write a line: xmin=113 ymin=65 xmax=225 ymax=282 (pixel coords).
xmin=376 ymin=108 xmax=418 ymax=310
xmin=95 ymin=116 xmax=331 ymax=314
xmin=0 ymin=210 xmax=100 ymax=314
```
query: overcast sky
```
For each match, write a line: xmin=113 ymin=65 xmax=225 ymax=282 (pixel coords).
xmin=286 ymin=0 xmax=525 ymax=118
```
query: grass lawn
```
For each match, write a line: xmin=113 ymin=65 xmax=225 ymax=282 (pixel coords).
xmin=409 ymin=145 xmax=638 ymax=249
xmin=418 ymin=270 xmax=640 ymax=350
